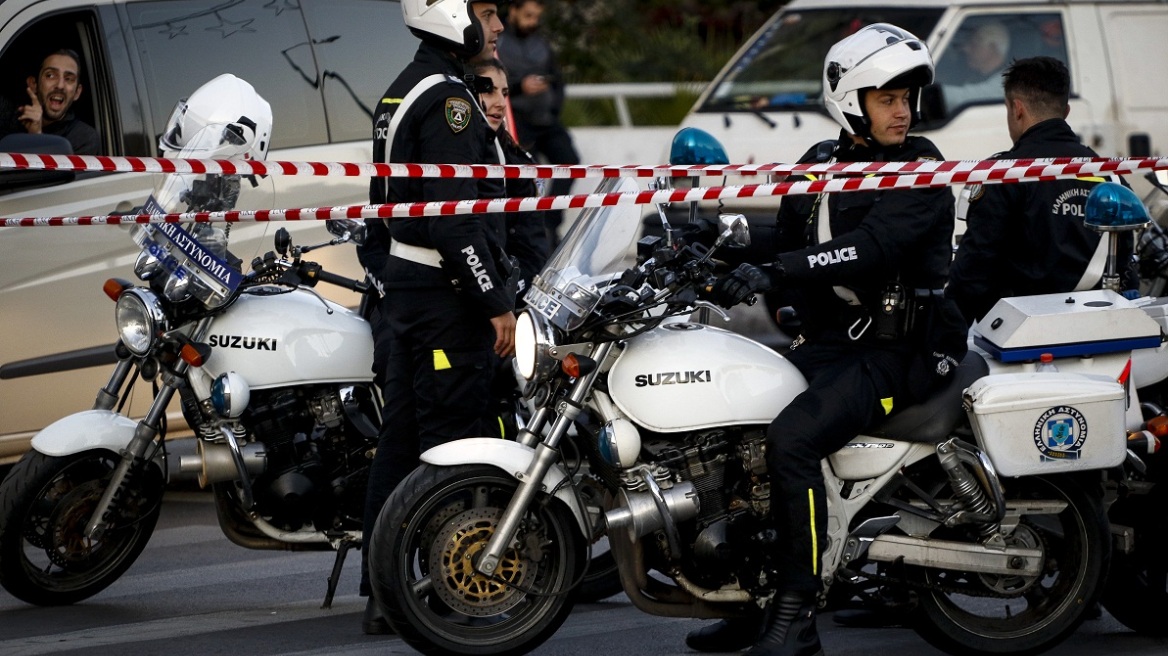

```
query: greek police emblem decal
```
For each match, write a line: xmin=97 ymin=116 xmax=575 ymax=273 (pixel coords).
xmin=1032 ymin=406 xmax=1088 ymax=462
xmin=445 ymin=97 xmax=471 ymax=133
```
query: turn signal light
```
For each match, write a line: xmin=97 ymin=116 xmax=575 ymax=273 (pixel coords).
xmin=1128 ymin=430 xmax=1162 ymax=455
xmin=103 ymin=278 xmax=132 ymax=301
xmin=561 ymin=354 xmax=597 ymax=378
xmin=180 ymin=343 xmax=205 ymax=367
xmin=1146 ymin=414 xmax=1168 ymax=438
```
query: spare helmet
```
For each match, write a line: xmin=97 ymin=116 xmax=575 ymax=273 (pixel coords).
xmin=159 ymin=73 xmax=272 ymax=161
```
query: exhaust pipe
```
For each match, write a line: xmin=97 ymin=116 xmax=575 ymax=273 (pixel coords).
xmin=179 ymin=440 xmax=266 ymax=487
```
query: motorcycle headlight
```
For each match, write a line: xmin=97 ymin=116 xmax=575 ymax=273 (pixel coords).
xmin=115 ymin=288 xmax=167 ymax=355
xmin=515 ymin=310 xmax=557 ymax=383
xmin=211 ymin=372 xmax=251 ymax=419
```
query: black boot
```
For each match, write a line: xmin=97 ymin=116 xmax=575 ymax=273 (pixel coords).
xmin=746 ymin=592 xmax=824 ymax=656
xmin=686 ymin=615 xmax=766 ymax=652
xmin=362 ymin=597 xmax=394 ymax=636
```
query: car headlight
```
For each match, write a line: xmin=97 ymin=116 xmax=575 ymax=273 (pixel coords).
xmin=115 ymin=288 xmax=167 ymax=355
xmin=515 ymin=309 xmax=557 ymax=383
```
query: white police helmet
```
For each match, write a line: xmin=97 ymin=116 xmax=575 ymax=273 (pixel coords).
xmin=159 ymin=73 xmax=272 ymax=161
xmin=822 ymin=23 xmax=934 ymax=138
xmin=402 ymin=0 xmax=496 ymax=59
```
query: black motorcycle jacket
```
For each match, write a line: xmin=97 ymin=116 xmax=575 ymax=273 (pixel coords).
xmin=365 ymin=42 xmax=513 ymax=319
xmin=948 ymin=118 xmax=1137 ymax=323
xmin=771 ymin=132 xmax=956 ymax=341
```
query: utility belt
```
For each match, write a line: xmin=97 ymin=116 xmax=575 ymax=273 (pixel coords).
xmin=841 ymin=283 xmax=944 ymax=342
xmin=388 ymin=240 xmax=519 ymax=298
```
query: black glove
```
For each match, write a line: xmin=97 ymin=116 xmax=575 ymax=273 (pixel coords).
xmin=708 ymin=263 xmax=772 ymax=308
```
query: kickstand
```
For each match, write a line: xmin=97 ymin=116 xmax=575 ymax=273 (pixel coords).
xmin=322 ymin=537 xmax=360 ymax=609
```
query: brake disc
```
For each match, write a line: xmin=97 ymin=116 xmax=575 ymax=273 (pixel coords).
xmin=428 ymin=506 xmax=530 ymax=616
xmin=46 ymin=479 xmax=106 ymax=568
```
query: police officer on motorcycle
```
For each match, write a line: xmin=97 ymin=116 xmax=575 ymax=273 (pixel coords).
xmin=355 ymin=0 xmax=514 ymax=636
xmin=948 ymin=56 xmax=1138 ymax=324
xmin=692 ymin=24 xmax=968 ymax=655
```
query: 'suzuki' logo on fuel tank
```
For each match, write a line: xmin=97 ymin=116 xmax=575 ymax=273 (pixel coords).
xmin=633 ymin=370 xmax=712 ymax=387
xmin=208 ymin=335 xmax=279 ymax=351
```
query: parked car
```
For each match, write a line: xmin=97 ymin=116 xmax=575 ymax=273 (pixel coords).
xmin=0 ymin=0 xmax=417 ymax=465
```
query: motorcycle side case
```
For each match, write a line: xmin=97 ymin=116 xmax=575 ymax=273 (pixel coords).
xmin=964 ymin=372 xmax=1126 ymax=477
xmin=607 ymin=322 xmax=807 ymax=432
xmin=201 ymin=290 xmax=373 ymax=389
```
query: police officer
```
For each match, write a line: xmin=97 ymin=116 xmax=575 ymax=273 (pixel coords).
xmin=948 ymin=56 xmax=1137 ymax=324
xmin=355 ymin=0 xmax=512 ymax=636
xmin=689 ymin=24 xmax=967 ymax=656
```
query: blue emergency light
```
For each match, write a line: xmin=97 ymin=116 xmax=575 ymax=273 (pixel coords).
xmin=1085 ymin=181 xmax=1150 ymax=231
xmin=669 ymin=127 xmax=729 ymax=166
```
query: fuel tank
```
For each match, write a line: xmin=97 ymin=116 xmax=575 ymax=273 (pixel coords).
xmin=201 ymin=290 xmax=373 ymax=389
xmin=608 ymin=322 xmax=807 ymax=432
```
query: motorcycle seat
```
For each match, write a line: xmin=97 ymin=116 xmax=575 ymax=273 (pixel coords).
xmin=866 ymin=351 xmax=989 ymax=443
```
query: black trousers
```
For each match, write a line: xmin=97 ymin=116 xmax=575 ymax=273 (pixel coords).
xmin=360 ymin=285 xmax=498 ymax=595
xmin=766 ymin=336 xmax=920 ymax=594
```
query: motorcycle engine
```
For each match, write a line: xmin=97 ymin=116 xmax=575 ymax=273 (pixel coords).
xmin=240 ymin=385 xmax=375 ymax=531
xmin=637 ymin=428 xmax=775 ymax=589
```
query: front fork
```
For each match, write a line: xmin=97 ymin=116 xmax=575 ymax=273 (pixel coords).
xmin=475 ymin=342 xmax=613 ymax=577
xmin=84 ymin=318 xmax=212 ymax=539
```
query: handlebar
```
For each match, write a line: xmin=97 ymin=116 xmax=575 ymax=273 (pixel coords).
xmin=300 ymin=263 xmax=369 ymax=293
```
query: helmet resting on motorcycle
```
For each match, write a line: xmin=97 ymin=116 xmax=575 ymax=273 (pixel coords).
xmin=159 ymin=73 xmax=272 ymax=161
xmin=402 ymin=0 xmax=503 ymax=60
xmin=822 ymin=23 xmax=934 ymax=140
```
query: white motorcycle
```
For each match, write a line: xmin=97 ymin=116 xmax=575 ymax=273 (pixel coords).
xmin=366 ymin=131 xmax=1158 ymax=656
xmin=0 ymin=122 xmax=381 ymax=607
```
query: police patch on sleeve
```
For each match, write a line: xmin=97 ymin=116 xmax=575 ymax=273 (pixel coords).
xmin=445 ymin=97 xmax=472 ymax=133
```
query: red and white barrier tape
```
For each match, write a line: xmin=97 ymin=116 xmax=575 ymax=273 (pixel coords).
xmin=0 ymin=157 xmax=1150 ymax=227
xmin=3 ymin=151 xmax=1168 ymax=180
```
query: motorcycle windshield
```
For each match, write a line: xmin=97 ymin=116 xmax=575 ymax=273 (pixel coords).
xmin=525 ymin=177 xmax=643 ymax=331
xmin=129 ymin=123 xmax=273 ymax=308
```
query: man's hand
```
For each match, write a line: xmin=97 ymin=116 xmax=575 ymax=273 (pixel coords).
xmin=18 ymin=83 xmax=43 ymax=134
xmin=490 ymin=311 xmax=517 ymax=357
xmin=708 ymin=263 xmax=772 ymax=309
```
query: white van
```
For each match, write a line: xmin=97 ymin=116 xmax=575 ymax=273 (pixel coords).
xmin=679 ymin=0 xmax=1168 ymax=212
xmin=0 ymin=0 xmax=416 ymax=464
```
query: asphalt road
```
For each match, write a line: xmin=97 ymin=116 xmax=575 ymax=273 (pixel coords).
xmin=1 ymin=490 xmax=1166 ymax=656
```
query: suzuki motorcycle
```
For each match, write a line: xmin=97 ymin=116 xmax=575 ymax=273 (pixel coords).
xmin=366 ymin=133 xmax=1149 ymax=656
xmin=0 ymin=124 xmax=382 ymax=607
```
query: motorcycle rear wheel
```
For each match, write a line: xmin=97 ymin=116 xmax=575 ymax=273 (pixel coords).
xmin=912 ymin=475 xmax=1108 ymax=655
xmin=0 ymin=449 xmax=163 ymax=606
xmin=369 ymin=463 xmax=585 ymax=656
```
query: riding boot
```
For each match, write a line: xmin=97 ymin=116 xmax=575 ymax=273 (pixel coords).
xmin=362 ymin=597 xmax=394 ymax=636
xmin=685 ymin=614 xmax=767 ymax=652
xmin=745 ymin=592 xmax=824 ymax=656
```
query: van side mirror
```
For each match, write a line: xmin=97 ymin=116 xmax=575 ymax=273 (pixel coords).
xmin=0 ymin=133 xmax=76 ymax=193
xmin=918 ymin=84 xmax=947 ymax=125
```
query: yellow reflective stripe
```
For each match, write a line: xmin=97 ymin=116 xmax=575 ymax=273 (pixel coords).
xmin=808 ymin=488 xmax=819 ymax=576
xmin=803 ymin=174 xmax=818 ymax=181
xmin=497 ymin=416 xmax=506 ymax=439
xmin=1079 ymin=176 xmax=1106 ymax=182
xmin=433 ymin=349 xmax=452 ymax=371
xmin=381 ymin=97 xmax=403 ymax=105
xmin=881 ymin=397 xmax=894 ymax=415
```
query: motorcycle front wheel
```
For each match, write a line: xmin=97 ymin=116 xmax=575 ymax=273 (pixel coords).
xmin=912 ymin=475 xmax=1109 ymax=655
xmin=0 ymin=450 xmax=163 ymax=605
xmin=369 ymin=463 xmax=585 ymax=656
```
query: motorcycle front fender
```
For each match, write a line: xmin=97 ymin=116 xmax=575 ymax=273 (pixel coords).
xmin=30 ymin=410 xmax=164 ymax=474
xmin=421 ymin=438 xmax=591 ymax=538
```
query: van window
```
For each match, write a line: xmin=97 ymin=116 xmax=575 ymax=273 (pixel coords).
xmin=935 ymin=13 xmax=1068 ymax=115
xmin=697 ymin=8 xmax=943 ymax=113
xmin=301 ymin=0 xmax=414 ymax=144
xmin=126 ymin=0 xmax=328 ymax=151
